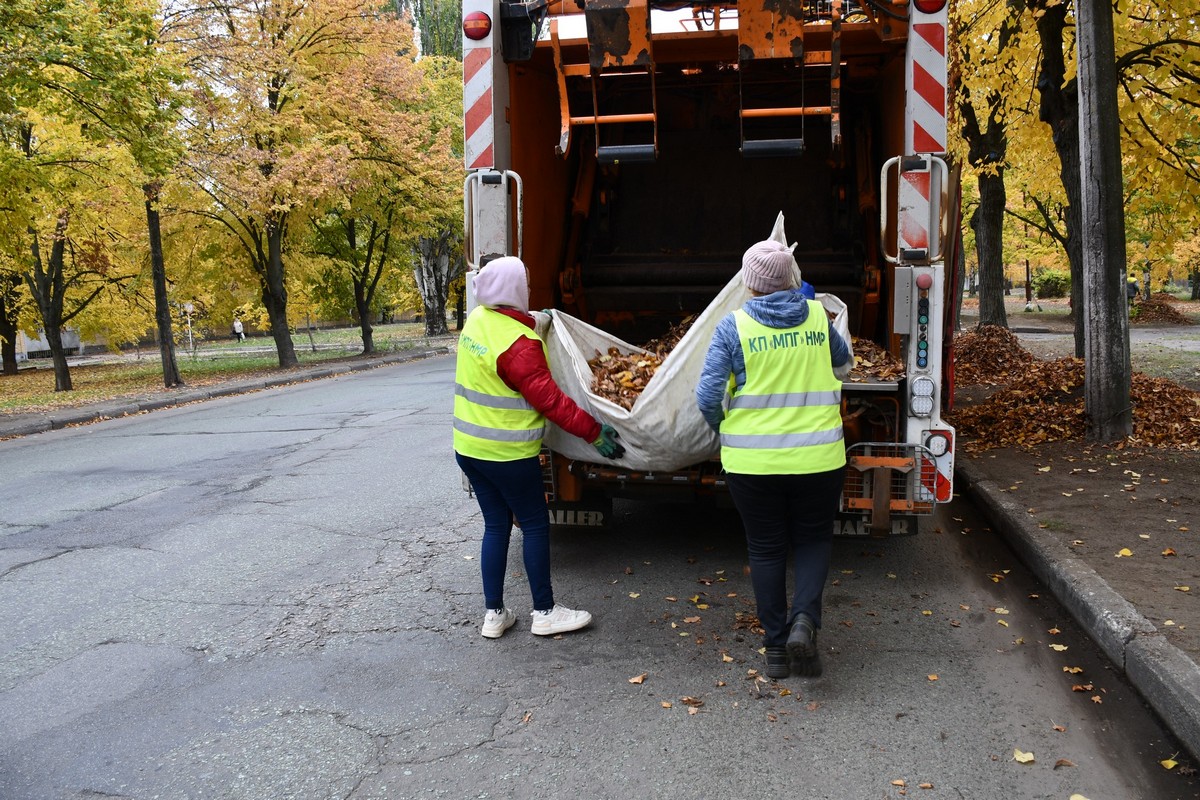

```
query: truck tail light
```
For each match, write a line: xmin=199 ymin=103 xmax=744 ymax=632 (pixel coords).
xmin=912 ymin=0 xmax=947 ymax=12
xmin=463 ymin=11 xmax=492 ymax=41
xmin=911 ymin=376 xmax=935 ymax=417
xmin=923 ymin=430 xmax=952 ymax=457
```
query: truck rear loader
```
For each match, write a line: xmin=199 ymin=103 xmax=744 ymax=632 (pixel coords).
xmin=460 ymin=0 xmax=961 ymax=537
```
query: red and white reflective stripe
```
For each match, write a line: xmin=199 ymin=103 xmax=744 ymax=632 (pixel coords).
xmin=906 ymin=10 xmax=947 ymax=155
xmin=463 ymin=28 xmax=494 ymax=169
xmin=898 ymin=168 xmax=930 ymax=253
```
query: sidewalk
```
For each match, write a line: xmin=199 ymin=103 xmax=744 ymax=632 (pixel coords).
xmin=5 ymin=340 xmax=1200 ymax=763
xmin=957 ymin=458 xmax=1200 ymax=762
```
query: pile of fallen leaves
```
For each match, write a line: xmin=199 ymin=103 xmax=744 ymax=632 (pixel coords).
xmin=1133 ymin=298 xmax=1194 ymax=325
xmin=589 ymin=316 xmax=696 ymax=410
xmin=953 ymin=325 xmax=1036 ymax=386
xmin=950 ymin=355 xmax=1200 ymax=452
xmin=590 ymin=347 xmax=663 ymax=410
xmin=846 ymin=337 xmax=905 ymax=382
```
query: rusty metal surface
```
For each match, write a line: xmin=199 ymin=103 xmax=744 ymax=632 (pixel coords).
xmin=584 ymin=0 xmax=652 ymax=69
xmin=737 ymin=0 xmax=806 ymax=61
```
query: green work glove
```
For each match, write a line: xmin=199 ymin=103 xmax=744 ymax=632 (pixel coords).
xmin=592 ymin=424 xmax=625 ymax=459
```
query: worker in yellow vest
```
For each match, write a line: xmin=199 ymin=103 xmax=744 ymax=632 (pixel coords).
xmin=696 ymin=240 xmax=853 ymax=679
xmin=455 ymin=255 xmax=625 ymax=640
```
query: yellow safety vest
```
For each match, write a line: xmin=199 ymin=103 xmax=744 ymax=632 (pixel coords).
xmin=453 ymin=307 xmax=547 ymax=461
xmin=720 ymin=302 xmax=846 ymax=475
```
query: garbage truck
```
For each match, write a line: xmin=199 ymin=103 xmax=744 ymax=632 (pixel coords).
xmin=460 ymin=0 xmax=961 ymax=537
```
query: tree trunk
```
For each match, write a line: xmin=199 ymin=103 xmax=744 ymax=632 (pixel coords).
xmin=0 ymin=273 xmax=20 ymax=375
xmin=1192 ymin=269 xmax=1200 ymax=301
xmin=145 ymin=183 xmax=183 ymax=388
xmin=1029 ymin=0 xmax=1084 ymax=357
xmin=416 ymin=232 xmax=452 ymax=337
xmin=26 ymin=217 xmax=73 ymax=391
xmin=1077 ymin=0 xmax=1131 ymax=442
xmin=354 ymin=286 xmax=375 ymax=354
xmin=262 ymin=218 xmax=298 ymax=368
xmin=972 ymin=171 xmax=1008 ymax=328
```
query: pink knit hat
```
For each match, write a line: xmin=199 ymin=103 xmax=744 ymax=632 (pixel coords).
xmin=741 ymin=240 xmax=798 ymax=294
xmin=473 ymin=256 xmax=530 ymax=313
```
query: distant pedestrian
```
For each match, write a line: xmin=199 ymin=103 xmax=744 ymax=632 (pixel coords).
xmin=1127 ymin=278 xmax=1139 ymax=303
xmin=233 ymin=318 xmax=245 ymax=342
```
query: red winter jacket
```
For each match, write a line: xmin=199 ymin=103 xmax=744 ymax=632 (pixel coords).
xmin=492 ymin=307 xmax=602 ymax=444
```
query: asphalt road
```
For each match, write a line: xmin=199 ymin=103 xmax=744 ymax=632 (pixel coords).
xmin=2 ymin=354 xmax=1197 ymax=800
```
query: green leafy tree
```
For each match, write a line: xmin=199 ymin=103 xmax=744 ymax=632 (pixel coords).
xmin=0 ymin=0 xmax=166 ymax=390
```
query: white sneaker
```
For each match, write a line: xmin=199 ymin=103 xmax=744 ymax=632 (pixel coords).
xmin=530 ymin=604 xmax=593 ymax=636
xmin=481 ymin=607 xmax=517 ymax=639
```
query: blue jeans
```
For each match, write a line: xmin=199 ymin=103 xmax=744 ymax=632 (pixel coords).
xmin=725 ymin=467 xmax=846 ymax=647
xmin=456 ymin=453 xmax=554 ymax=612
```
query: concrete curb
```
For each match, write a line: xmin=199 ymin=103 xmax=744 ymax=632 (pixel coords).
xmin=957 ymin=458 xmax=1200 ymax=761
xmin=0 ymin=348 xmax=448 ymax=441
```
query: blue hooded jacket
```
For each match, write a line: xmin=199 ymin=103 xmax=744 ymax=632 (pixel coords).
xmin=695 ymin=289 xmax=851 ymax=433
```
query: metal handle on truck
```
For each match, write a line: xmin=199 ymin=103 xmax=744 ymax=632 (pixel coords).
xmin=879 ymin=155 xmax=948 ymax=266
xmin=463 ymin=169 xmax=524 ymax=271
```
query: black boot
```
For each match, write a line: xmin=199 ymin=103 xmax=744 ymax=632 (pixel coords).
xmin=765 ymin=646 xmax=790 ymax=679
xmin=786 ymin=614 xmax=822 ymax=678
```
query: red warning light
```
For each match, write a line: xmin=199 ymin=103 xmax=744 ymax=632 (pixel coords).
xmin=463 ymin=11 xmax=492 ymax=41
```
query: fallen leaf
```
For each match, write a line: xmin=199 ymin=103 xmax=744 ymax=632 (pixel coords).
xmin=680 ymin=696 xmax=704 ymax=707
xmin=1162 ymin=757 xmax=1179 ymax=770
xmin=665 ymin=596 xmax=677 ymax=602
xmin=997 ymin=619 xmax=1009 ymax=627
xmin=1069 ymin=795 xmax=1091 ymax=800
xmin=1071 ymin=683 xmax=1094 ymax=692
xmin=628 ymin=592 xmax=640 ymax=599
xmin=891 ymin=779 xmax=907 ymax=787
xmin=1163 ymin=548 xmax=1178 ymax=557
xmin=1013 ymin=749 xmax=1035 ymax=764
xmin=683 ymin=616 xmax=701 ymax=623
xmin=928 ymin=674 xmax=938 ymax=681
xmin=661 ymin=701 xmax=673 ymax=708
xmin=1050 ymin=644 xmax=1068 ymax=652
xmin=1116 ymin=548 xmax=1134 ymax=558
xmin=1176 ymin=586 xmax=1191 ymax=592
xmin=1054 ymin=759 xmax=1076 ymax=769
xmin=1063 ymin=666 xmax=1083 ymax=674
xmin=1048 ymin=626 xmax=1061 ymax=634
xmin=628 ymin=673 xmax=647 ymax=684
xmin=1053 ymin=724 xmax=1067 ymax=732
xmin=779 ymin=688 xmax=792 ymax=697
xmin=1091 ymin=695 xmax=1103 ymax=704
xmin=919 ymin=783 xmax=933 ymax=790
xmin=994 ymin=607 xmax=1010 ymax=615
xmin=722 ymin=653 xmax=734 ymax=663
xmin=521 ymin=710 xmax=533 ymax=724
xmin=688 ymin=706 xmax=699 ymax=715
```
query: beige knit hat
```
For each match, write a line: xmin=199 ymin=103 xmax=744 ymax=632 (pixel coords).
xmin=741 ymin=239 xmax=798 ymax=294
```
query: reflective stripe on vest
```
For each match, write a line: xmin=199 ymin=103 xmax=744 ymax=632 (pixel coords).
xmin=453 ymin=306 xmax=547 ymax=460
xmin=720 ymin=302 xmax=846 ymax=475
